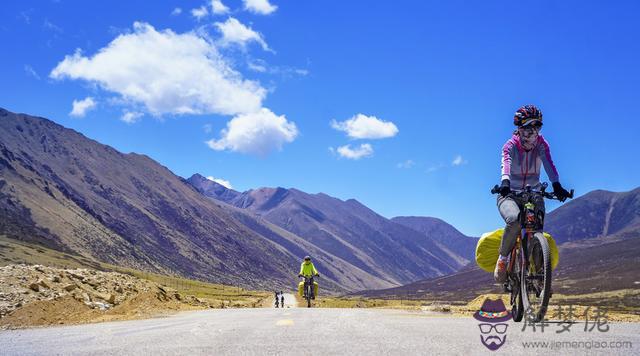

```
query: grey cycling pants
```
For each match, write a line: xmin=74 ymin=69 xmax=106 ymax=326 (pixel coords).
xmin=497 ymin=195 xmax=545 ymax=256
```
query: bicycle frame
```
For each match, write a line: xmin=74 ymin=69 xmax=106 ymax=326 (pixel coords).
xmin=301 ymin=276 xmax=316 ymax=307
xmin=493 ymin=182 xmax=573 ymax=322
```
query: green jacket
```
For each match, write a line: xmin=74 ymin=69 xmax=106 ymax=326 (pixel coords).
xmin=299 ymin=261 xmax=318 ymax=277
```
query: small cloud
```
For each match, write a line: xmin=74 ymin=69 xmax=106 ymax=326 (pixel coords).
xmin=171 ymin=7 xmax=183 ymax=16
xmin=206 ymin=176 xmax=233 ymax=189
xmin=248 ymin=60 xmax=267 ymax=73
xmin=121 ymin=111 xmax=143 ymax=124
xmin=335 ymin=143 xmax=374 ymax=160
xmin=203 ymin=123 xmax=213 ymax=133
xmin=206 ymin=108 xmax=298 ymax=156
xmin=243 ymin=0 xmax=277 ymax=15
xmin=191 ymin=6 xmax=209 ymax=20
xmin=452 ymin=154 xmax=467 ymax=166
xmin=211 ymin=0 xmax=230 ymax=14
xmin=397 ymin=159 xmax=415 ymax=169
xmin=70 ymin=97 xmax=96 ymax=118
xmin=215 ymin=18 xmax=271 ymax=52
xmin=331 ymin=114 xmax=398 ymax=139
xmin=43 ymin=19 xmax=63 ymax=33
xmin=247 ymin=58 xmax=309 ymax=77
xmin=19 ymin=9 xmax=33 ymax=25
xmin=426 ymin=163 xmax=445 ymax=173
xmin=24 ymin=65 xmax=40 ymax=80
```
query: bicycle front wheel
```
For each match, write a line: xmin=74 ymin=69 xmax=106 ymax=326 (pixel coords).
xmin=520 ymin=232 xmax=552 ymax=322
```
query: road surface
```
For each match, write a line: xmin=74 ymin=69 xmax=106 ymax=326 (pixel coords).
xmin=1 ymin=308 xmax=638 ymax=355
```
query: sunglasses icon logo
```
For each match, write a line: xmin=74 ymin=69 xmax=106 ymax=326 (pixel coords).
xmin=478 ymin=323 xmax=508 ymax=334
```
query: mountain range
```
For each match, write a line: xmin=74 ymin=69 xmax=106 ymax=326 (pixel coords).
xmin=355 ymin=187 xmax=640 ymax=299
xmin=0 ymin=108 xmax=475 ymax=292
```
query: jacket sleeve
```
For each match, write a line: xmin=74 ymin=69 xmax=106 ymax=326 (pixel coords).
xmin=538 ymin=136 xmax=560 ymax=183
xmin=501 ymin=140 xmax=514 ymax=181
xmin=312 ymin=263 xmax=318 ymax=275
xmin=299 ymin=263 xmax=304 ymax=275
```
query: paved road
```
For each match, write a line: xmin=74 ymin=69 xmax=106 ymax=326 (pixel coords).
xmin=1 ymin=308 xmax=638 ymax=355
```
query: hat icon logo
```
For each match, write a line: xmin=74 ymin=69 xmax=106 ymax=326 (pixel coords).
xmin=473 ymin=298 xmax=512 ymax=351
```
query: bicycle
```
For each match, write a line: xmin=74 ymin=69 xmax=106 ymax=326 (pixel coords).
xmin=300 ymin=275 xmax=318 ymax=308
xmin=490 ymin=182 xmax=573 ymax=322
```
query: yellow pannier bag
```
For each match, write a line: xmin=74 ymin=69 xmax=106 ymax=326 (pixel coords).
xmin=298 ymin=281 xmax=318 ymax=298
xmin=475 ymin=228 xmax=559 ymax=272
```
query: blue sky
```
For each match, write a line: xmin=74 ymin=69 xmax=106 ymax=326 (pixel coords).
xmin=2 ymin=1 xmax=639 ymax=236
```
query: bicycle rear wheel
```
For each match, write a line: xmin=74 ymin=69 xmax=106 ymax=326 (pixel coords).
xmin=520 ymin=232 xmax=552 ymax=322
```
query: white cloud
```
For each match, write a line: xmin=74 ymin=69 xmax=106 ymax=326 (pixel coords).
xmin=335 ymin=144 xmax=374 ymax=160
xmin=43 ymin=19 xmax=63 ymax=33
xmin=331 ymin=114 xmax=398 ymax=139
xmin=70 ymin=97 xmax=96 ymax=117
xmin=247 ymin=58 xmax=309 ymax=77
xmin=206 ymin=176 xmax=233 ymax=189
xmin=191 ymin=6 xmax=209 ymax=20
xmin=50 ymin=22 xmax=266 ymax=117
xmin=203 ymin=123 xmax=213 ymax=133
xmin=452 ymin=155 xmax=467 ymax=166
xmin=206 ymin=108 xmax=298 ymax=156
xmin=243 ymin=0 xmax=277 ymax=15
xmin=24 ymin=65 xmax=40 ymax=79
xmin=215 ymin=18 xmax=271 ymax=52
xmin=121 ymin=111 xmax=143 ymax=124
xmin=211 ymin=0 xmax=230 ymax=14
xmin=426 ymin=163 xmax=445 ymax=173
xmin=171 ymin=7 xmax=182 ymax=16
xmin=397 ymin=159 xmax=415 ymax=169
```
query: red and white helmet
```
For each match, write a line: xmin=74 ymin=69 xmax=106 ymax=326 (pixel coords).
xmin=514 ymin=105 xmax=543 ymax=126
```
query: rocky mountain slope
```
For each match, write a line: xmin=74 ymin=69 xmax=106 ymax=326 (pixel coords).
xmin=545 ymin=187 xmax=640 ymax=243
xmin=0 ymin=108 xmax=299 ymax=289
xmin=390 ymin=216 xmax=477 ymax=264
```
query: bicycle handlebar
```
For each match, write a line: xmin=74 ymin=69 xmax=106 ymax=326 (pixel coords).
xmin=299 ymin=274 xmax=319 ymax=279
xmin=491 ymin=183 xmax=574 ymax=202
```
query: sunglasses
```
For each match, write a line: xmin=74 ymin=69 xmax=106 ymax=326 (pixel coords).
xmin=519 ymin=124 xmax=542 ymax=132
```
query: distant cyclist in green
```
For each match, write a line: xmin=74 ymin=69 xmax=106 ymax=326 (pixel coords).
xmin=298 ymin=256 xmax=319 ymax=298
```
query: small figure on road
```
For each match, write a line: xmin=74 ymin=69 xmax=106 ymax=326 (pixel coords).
xmin=280 ymin=291 xmax=284 ymax=307
xmin=274 ymin=291 xmax=280 ymax=308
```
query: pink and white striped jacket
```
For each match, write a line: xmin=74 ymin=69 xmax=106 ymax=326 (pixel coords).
xmin=501 ymin=134 xmax=559 ymax=190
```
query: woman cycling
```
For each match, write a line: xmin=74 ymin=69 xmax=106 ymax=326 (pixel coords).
xmin=494 ymin=105 xmax=571 ymax=283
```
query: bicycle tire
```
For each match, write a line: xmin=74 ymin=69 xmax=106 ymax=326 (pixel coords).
xmin=521 ymin=233 xmax=552 ymax=322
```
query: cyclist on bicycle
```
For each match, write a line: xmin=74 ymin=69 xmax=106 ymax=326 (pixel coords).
xmin=298 ymin=256 xmax=320 ymax=299
xmin=495 ymin=105 xmax=571 ymax=283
